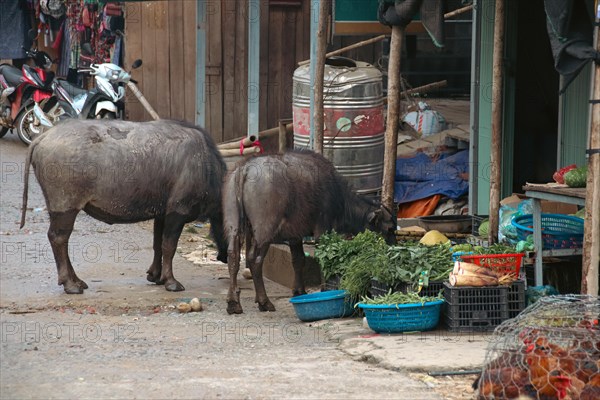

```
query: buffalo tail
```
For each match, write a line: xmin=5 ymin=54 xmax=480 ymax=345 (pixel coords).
xmin=20 ymin=141 xmax=36 ymax=229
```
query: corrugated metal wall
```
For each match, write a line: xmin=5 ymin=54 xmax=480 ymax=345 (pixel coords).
xmin=559 ymin=63 xmax=592 ymax=168
xmin=475 ymin=0 xmax=496 ymax=213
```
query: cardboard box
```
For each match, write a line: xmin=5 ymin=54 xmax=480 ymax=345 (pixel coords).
xmin=500 ymin=194 xmax=578 ymax=215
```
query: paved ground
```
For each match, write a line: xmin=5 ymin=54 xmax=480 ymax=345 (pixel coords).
xmin=1 ymin=132 xmax=482 ymax=399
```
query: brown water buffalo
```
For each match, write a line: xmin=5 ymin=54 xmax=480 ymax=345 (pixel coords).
xmin=222 ymin=150 xmax=396 ymax=314
xmin=21 ymin=119 xmax=228 ymax=294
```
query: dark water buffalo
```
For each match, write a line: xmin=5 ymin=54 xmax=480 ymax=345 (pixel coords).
xmin=222 ymin=150 xmax=396 ymax=314
xmin=21 ymin=119 xmax=228 ymax=294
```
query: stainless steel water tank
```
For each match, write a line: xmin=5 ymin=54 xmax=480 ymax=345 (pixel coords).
xmin=292 ymin=58 xmax=385 ymax=195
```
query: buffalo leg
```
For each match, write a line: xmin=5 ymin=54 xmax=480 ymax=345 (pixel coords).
xmin=226 ymin=233 xmax=243 ymax=314
xmin=249 ymin=243 xmax=275 ymax=312
xmin=158 ymin=214 xmax=186 ymax=292
xmin=289 ymin=239 xmax=307 ymax=296
xmin=47 ymin=210 xmax=87 ymax=294
xmin=146 ymin=217 xmax=164 ymax=284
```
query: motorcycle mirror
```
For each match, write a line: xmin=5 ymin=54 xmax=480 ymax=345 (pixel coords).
xmin=131 ymin=59 xmax=142 ymax=69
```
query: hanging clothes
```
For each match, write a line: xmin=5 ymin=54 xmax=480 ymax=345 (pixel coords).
xmin=544 ymin=0 xmax=599 ymax=93
xmin=0 ymin=1 xmax=33 ymax=59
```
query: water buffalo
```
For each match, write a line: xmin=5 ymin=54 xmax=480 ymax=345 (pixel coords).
xmin=223 ymin=150 xmax=396 ymax=314
xmin=20 ymin=119 xmax=228 ymax=294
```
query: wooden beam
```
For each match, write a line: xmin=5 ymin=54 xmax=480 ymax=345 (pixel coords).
xmin=382 ymin=80 xmax=448 ymax=104
xmin=444 ymin=5 xmax=474 ymax=19
xmin=298 ymin=35 xmax=386 ymax=66
xmin=313 ymin=0 xmax=329 ymax=154
xmin=582 ymin=13 xmax=600 ymax=296
xmin=488 ymin=0 xmax=505 ymax=244
xmin=381 ymin=25 xmax=404 ymax=213
xmin=278 ymin=119 xmax=291 ymax=153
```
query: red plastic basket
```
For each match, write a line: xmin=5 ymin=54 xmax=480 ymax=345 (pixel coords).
xmin=458 ymin=253 xmax=524 ymax=277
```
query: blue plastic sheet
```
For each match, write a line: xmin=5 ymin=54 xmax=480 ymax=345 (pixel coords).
xmin=394 ymin=150 xmax=469 ymax=204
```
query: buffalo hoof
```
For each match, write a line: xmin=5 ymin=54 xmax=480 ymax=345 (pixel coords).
xmin=146 ymin=273 xmax=162 ymax=284
xmin=165 ymin=280 xmax=185 ymax=292
xmin=227 ymin=301 xmax=243 ymax=315
xmin=63 ymin=283 xmax=84 ymax=294
xmin=62 ymin=278 xmax=88 ymax=294
xmin=292 ymin=289 xmax=307 ymax=297
xmin=75 ymin=279 xmax=89 ymax=290
xmin=257 ymin=300 xmax=276 ymax=312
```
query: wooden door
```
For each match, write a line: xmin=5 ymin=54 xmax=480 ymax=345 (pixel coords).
xmin=124 ymin=1 xmax=196 ymax=123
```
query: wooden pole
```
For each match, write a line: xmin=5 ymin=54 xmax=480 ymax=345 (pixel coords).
xmin=488 ymin=0 xmax=505 ymax=244
xmin=444 ymin=5 xmax=474 ymax=20
xmin=217 ymin=135 xmax=257 ymax=150
xmin=313 ymin=0 xmax=329 ymax=154
xmin=218 ymin=124 xmax=293 ymax=148
xmin=382 ymin=80 xmax=448 ymax=104
xmin=381 ymin=25 xmax=404 ymax=213
xmin=219 ymin=146 xmax=261 ymax=157
xmin=582 ymin=6 xmax=600 ymax=296
xmin=298 ymin=35 xmax=386 ymax=66
xmin=278 ymin=120 xmax=288 ymax=153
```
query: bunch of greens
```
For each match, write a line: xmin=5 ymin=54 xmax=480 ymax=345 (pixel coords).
xmin=450 ymin=243 xmax=518 ymax=255
xmin=340 ymin=248 xmax=389 ymax=299
xmin=357 ymin=289 xmax=443 ymax=306
xmin=373 ymin=242 xmax=454 ymax=287
xmin=315 ymin=230 xmax=387 ymax=281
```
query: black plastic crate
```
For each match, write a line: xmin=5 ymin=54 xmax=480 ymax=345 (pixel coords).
xmin=322 ymin=275 xmax=341 ymax=291
xmin=508 ymin=280 xmax=526 ymax=319
xmin=370 ymin=279 xmax=400 ymax=297
xmin=443 ymin=282 xmax=509 ymax=332
xmin=370 ymin=279 xmax=445 ymax=298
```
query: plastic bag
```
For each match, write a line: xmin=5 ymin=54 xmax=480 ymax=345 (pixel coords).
xmin=498 ymin=199 xmax=533 ymax=244
xmin=526 ymin=285 xmax=560 ymax=305
xmin=402 ymin=101 xmax=447 ymax=136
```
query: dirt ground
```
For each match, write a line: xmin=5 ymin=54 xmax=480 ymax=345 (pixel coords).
xmin=0 ymin=133 xmax=477 ymax=399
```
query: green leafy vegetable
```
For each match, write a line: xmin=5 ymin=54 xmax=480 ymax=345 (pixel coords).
xmin=315 ymin=230 xmax=387 ymax=281
xmin=357 ymin=289 xmax=443 ymax=306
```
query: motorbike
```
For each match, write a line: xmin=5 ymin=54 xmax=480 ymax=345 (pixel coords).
xmin=31 ymin=62 xmax=131 ymax=142
xmin=0 ymin=47 xmax=54 ymax=142
xmin=33 ymin=59 xmax=160 ymax=140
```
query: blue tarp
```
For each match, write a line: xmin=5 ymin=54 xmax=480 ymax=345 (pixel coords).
xmin=394 ymin=150 xmax=469 ymax=204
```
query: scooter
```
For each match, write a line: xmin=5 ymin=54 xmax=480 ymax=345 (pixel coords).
xmin=0 ymin=47 xmax=54 ymax=142
xmin=34 ymin=62 xmax=130 ymax=133
xmin=34 ymin=59 xmax=160 ymax=137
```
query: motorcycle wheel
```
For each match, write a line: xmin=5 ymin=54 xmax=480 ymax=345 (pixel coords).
xmin=97 ymin=111 xmax=117 ymax=119
xmin=0 ymin=127 xmax=9 ymax=138
xmin=16 ymin=105 xmax=49 ymax=146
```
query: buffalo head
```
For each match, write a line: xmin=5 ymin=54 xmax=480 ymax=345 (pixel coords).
xmin=367 ymin=206 xmax=397 ymax=245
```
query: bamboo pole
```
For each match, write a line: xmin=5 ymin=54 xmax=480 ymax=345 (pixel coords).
xmin=381 ymin=25 xmax=404 ymax=213
xmin=582 ymin=8 xmax=600 ymax=296
xmin=488 ymin=0 xmax=505 ymax=244
xmin=313 ymin=0 xmax=329 ymax=154
xmin=444 ymin=4 xmax=474 ymax=19
xmin=298 ymin=35 xmax=386 ymax=66
xmin=219 ymin=146 xmax=261 ymax=157
xmin=278 ymin=120 xmax=288 ymax=153
xmin=126 ymin=81 xmax=160 ymax=121
xmin=218 ymin=124 xmax=293 ymax=148
xmin=217 ymin=135 xmax=257 ymax=150
xmin=383 ymin=80 xmax=448 ymax=104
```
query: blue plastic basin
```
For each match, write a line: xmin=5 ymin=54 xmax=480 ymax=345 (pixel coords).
xmin=289 ymin=290 xmax=355 ymax=322
xmin=358 ymin=300 xmax=444 ymax=333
